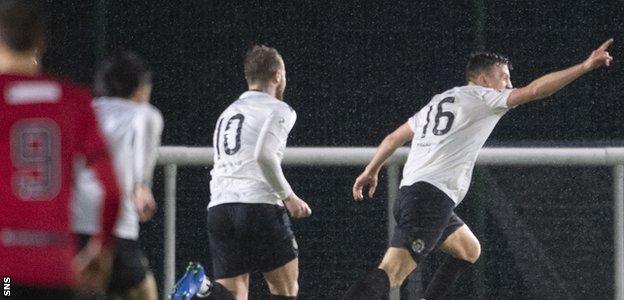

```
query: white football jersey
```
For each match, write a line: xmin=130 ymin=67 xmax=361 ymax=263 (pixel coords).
xmin=209 ymin=91 xmax=296 ymax=208
xmin=72 ymin=97 xmax=163 ymax=240
xmin=401 ymin=85 xmax=512 ymax=204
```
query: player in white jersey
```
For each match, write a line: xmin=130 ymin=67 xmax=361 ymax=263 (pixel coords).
xmin=343 ymin=39 xmax=614 ymax=299
xmin=72 ymin=51 xmax=162 ymax=300
xmin=171 ymin=45 xmax=311 ymax=300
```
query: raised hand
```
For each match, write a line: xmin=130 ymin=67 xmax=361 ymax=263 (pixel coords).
xmin=583 ymin=38 xmax=614 ymax=71
xmin=352 ymin=170 xmax=378 ymax=201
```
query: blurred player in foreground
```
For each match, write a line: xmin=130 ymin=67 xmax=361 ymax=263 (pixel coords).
xmin=170 ymin=45 xmax=311 ymax=300
xmin=345 ymin=39 xmax=614 ymax=299
xmin=73 ymin=50 xmax=163 ymax=299
xmin=0 ymin=0 xmax=121 ymax=298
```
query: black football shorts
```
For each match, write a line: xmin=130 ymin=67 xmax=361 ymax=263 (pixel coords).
xmin=207 ymin=203 xmax=298 ymax=279
xmin=390 ymin=181 xmax=465 ymax=263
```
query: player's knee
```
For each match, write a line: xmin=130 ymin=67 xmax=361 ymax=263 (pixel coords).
xmin=268 ymin=280 xmax=298 ymax=296
xmin=387 ymin=272 xmax=406 ymax=288
xmin=378 ymin=248 xmax=417 ymax=288
xmin=460 ymin=239 xmax=481 ymax=263
xmin=229 ymin=285 xmax=249 ymax=300
xmin=379 ymin=264 xmax=409 ymax=288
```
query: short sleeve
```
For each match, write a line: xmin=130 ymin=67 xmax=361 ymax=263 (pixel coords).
xmin=407 ymin=104 xmax=430 ymax=133
xmin=480 ymin=88 xmax=513 ymax=109
xmin=408 ymin=114 xmax=418 ymax=131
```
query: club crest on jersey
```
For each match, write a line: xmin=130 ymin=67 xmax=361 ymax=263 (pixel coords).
xmin=411 ymin=239 xmax=425 ymax=254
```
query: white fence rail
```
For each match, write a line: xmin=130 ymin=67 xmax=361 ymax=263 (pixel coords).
xmin=157 ymin=146 xmax=624 ymax=300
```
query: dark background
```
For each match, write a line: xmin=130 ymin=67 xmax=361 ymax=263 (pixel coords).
xmin=43 ymin=1 xmax=624 ymax=298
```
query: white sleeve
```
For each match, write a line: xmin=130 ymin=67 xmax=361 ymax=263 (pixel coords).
xmin=132 ymin=105 xmax=164 ymax=187
xmin=480 ymin=88 xmax=513 ymax=109
xmin=253 ymin=108 xmax=296 ymax=199
xmin=408 ymin=114 xmax=417 ymax=131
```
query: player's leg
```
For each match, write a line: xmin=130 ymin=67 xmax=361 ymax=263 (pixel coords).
xmin=438 ymin=224 xmax=480 ymax=263
xmin=342 ymin=247 xmax=416 ymax=300
xmin=106 ymin=238 xmax=157 ymax=300
xmin=204 ymin=204 xmax=252 ymax=299
xmin=253 ymin=204 xmax=300 ymax=299
xmin=343 ymin=182 xmax=455 ymax=299
xmin=123 ymin=272 xmax=157 ymax=300
xmin=422 ymin=219 xmax=480 ymax=300
xmin=379 ymin=247 xmax=418 ymax=288
xmin=262 ymin=258 xmax=299 ymax=299
xmin=215 ymin=274 xmax=249 ymax=300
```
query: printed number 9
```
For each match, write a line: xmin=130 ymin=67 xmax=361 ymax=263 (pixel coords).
xmin=10 ymin=119 xmax=61 ymax=201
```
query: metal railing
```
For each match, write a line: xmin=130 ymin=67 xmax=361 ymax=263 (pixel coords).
xmin=157 ymin=146 xmax=624 ymax=300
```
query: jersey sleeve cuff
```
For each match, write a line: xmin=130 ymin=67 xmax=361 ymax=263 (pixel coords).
xmin=278 ymin=187 xmax=294 ymax=200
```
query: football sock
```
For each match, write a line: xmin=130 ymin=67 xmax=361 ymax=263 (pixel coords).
xmin=197 ymin=277 xmax=233 ymax=300
xmin=342 ymin=268 xmax=390 ymax=300
xmin=422 ymin=256 xmax=472 ymax=299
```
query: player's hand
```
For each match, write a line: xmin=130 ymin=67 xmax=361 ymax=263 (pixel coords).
xmin=284 ymin=193 xmax=312 ymax=218
xmin=133 ymin=184 xmax=157 ymax=222
xmin=72 ymin=238 xmax=114 ymax=294
xmin=352 ymin=170 xmax=378 ymax=201
xmin=583 ymin=38 xmax=614 ymax=71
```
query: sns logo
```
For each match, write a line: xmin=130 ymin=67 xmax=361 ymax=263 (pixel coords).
xmin=3 ymin=276 xmax=10 ymax=297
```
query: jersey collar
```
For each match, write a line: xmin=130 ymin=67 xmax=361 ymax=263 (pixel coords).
xmin=239 ymin=90 xmax=278 ymax=102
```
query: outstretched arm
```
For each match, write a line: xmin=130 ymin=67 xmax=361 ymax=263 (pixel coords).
xmin=352 ymin=122 xmax=414 ymax=200
xmin=507 ymin=38 xmax=614 ymax=107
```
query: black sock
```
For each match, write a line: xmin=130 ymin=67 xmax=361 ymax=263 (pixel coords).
xmin=270 ymin=295 xmax=296 ymax=300
xmin=342 ymin=268 xmax=390 ymax=300
xmin=205 ymin=282 xmax=234 ymax=300
xmin=423 ymin=256 xmax=472 ymax=299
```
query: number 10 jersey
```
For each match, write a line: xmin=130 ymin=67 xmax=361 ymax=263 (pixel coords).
xmin=209 ymin=91 xmax=296 ymax=208
xmin=401 ymin=85 xmax=512 ymax=205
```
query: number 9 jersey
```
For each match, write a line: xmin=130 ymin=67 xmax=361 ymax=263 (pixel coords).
xmin=0 ymin=74 xmax=120 ymax=287
xmin=401 ymin=85 xmax=513 ymax=205
xmin=209 ymin=91 xmax=296 ymax=208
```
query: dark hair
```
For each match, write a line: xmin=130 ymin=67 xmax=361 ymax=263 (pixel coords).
xmin=465 ymin=51 xmax=512 ymax=82
xmin=94 ymin=50 xmax=152 ymax=98
xmin=244 ymin=45 xmax=283 ymax=85
xmin=0 ymin=0 xmax=43 ymax=52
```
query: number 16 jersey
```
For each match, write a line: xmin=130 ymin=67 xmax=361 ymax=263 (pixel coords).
xmin=209 ymin=91 xmax=296 ymax=209
xmin=401 ymin=85 xmax=512 ymax=205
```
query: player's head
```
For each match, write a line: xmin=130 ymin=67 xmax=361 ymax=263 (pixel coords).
xmin=466 ymin=52 xmax=513 ymax=90
xmin=244 ymin=45 xmax=286 ymax=100
xmin=0 ymin=0 xmax=44 ymax=56
xmin=94 ymin=50 xmax=153 ymax=103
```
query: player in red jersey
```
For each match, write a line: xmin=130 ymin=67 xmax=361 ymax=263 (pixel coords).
xmin=0 ymin=1 xmax=121 ymax=298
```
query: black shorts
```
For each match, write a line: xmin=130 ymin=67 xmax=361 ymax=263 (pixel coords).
xmin=207 ymin=203 xmax=298 ymax=279
xmin=77 ymin=235 xmax=150 ymax=294
xmin=390 ymin=182 xmax=465 ymax=263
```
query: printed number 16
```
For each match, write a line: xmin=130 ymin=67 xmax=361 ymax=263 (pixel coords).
xmin=422 ymin=97 xmax=455 ymax=137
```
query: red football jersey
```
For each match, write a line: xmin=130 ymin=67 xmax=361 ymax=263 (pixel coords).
xmin=0 ymin=74 xmax=120 ymax=287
